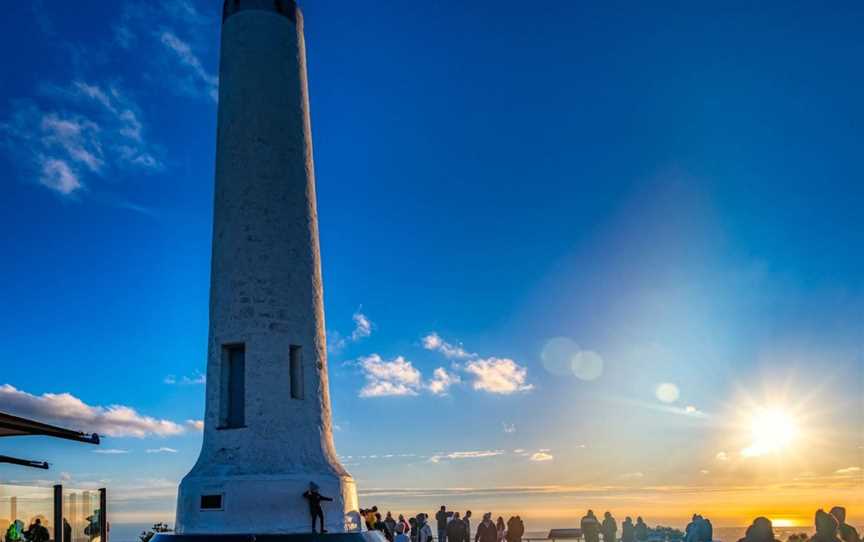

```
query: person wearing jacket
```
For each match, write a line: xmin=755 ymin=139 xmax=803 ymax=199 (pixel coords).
xmin=737 ymin=517 xmax=781 ymax=542
xmin=602 ymin=512 xmax=617 ymax=542
xmin=581 ymin=511 xmax=601 ymax=542
xmin=476 ymin=513 xmax=497 ymax=542
xmin=634 ymin=517 xmax=648 ymax=542
xmin=302 ymin=483 xmax=333 ymax=534
xmin=830 ymin=507 xmax=861 ymax=542
xmin=811 ymin=510 xmax=842 ymax=542
xmin=621 ymin=518 xmax=634 ymax=542
xmin=448 ymin=513 xmax=467 ymax=542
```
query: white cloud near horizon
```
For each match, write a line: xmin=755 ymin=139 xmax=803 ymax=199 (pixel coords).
xmin=357 ymin=354 xmax=422 ymax=397
xmin=0 ymin=384 xmax=187 ymax=437
xmin=429 ymin=450 xmax=505 ymax=463
xmin=93 ymin=449 xmax=130 ymax=454
xmin=186 ymin=419 xmax=204 ymax=431
xmin=530 ymin=451 xmax=554 ymax=462
xmin=164 ymin=371 xmax=206 ymax=385
xmin=146 ymin=447 xmax=179 ymax=454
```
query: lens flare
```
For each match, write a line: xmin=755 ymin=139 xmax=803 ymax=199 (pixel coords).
xmin=741 ymin=407 xmax=798 ymax=457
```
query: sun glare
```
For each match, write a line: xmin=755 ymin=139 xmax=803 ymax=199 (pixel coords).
xmin=742 ymin=408 xmax=799 ymax=457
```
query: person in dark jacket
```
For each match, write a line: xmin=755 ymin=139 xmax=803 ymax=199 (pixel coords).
xmin=476 ymin=513 xmax=497 ymax=542
xmin=634 ymin=517 xmax=648 ymax=542
xmin=25 ymin=520 xmax=49 ymax=542
xmin=621 ymin=518 xmax=634 ymax=542
xmin=602 ymin=512 xmax=617 ymax=542
xmin=508 ymin=517 xmax=525 ymax=542
xmin=811 ymin=510 xmax=842 ymax=542
xmin=463 ymin=511 xmax=473 ymax=542
xmin=581 ymin=511 xmax=601 ymax=542
xmin=302 ymin=482 xmax=333 ymax=533
xmin=448 ymin=513 xmax=467 ymax=542
xmin=830 ymin=507 xmax=861 ymax=542
xmin=737 ymin=517 xmax=780 ymax=542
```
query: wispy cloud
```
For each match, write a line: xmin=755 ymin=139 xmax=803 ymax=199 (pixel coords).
xmin=1 ymin=384 xmax=186 ymax=437
xmin=427 ymin=367 xmax=460 ymax=395
xmin=502 ymin=423 xmax=517 ymax=434
xmin=1 ymin=82 xmax=161 ymax=199
xmin=93 ymin=449 xmax=130 ymax=455
xmin=164 ymin=371 xmax=206 ymax=385
xmin=186 ymin=419 xmax=204 ymax=431
xmin=146 ymin=447 xmax=178 ymax=454
xmin=619 ymin=471 xmax=645 ymax=480
xmin=429 ymin=450 xmax=505 ymax=463
xmin=530 ymin=451 xmax=554 ymax=462
xmin=834 ymin=466 xmax=861 ymax=475
xmin=422 ymin=333 xmax=474 ymax=359
xmin=357 ymin=354 xmax=422 ymax=397
xmin=159 ymin=31 xmax=218 ymax=102
xmin=351 ymin=312 xmax=373 ymax=341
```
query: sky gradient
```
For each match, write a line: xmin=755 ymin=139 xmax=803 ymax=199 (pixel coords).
xmin=1 ymin=0 xmax=862 ymax=533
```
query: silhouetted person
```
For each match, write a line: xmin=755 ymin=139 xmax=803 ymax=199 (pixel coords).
xmin=581 ymin=510 xmax=601 ymax=542
xmin=386 ymin=513 xmax=398 ymax=538
xmin=464 ymin=511 xmax=474 ymax=542
xmin=410 ymin=517 xmax=419 ymax=542
xmin=811 ymin=510 xmax=842 ymax=542
xmin=507 ymin=517 xmax=524 ymax=542
xmin=417 ymin=514 xmax=434 ymax=542
xmin=25 ymin=520 xmax=49 ymax=542
xmin=738 ymin=517 xmax=780 ymax=542
xmin=476 ymin=513 xmax=497 ymax=542
xmin=830 ymin=507 xmax=861 ymax=542
xmin=621 ymin=518 xmax=634 ymax=542
xmin=634 ymin=518 xmax=648 ymax=542
xmin=602 ymin=512 xmax=617 ymax=542
xmin=437 ymin=507 xmax=455 ymax=542
xmin=686 ymin=515 xmax=711 ymax=542
xmin=302 ymin=482 xmax=333 ymax=533
xmin=448 ymin=513 xmax=467 ymax=542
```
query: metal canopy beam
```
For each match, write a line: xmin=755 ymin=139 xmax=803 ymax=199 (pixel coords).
xmin=0 ymin=411 xmax=100 ymax=444
xmin=0 ymin=454 xmax=50 ymax=469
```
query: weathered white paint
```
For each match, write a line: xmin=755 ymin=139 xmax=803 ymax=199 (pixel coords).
xmin=175 ymin=2 xmax=359 ymax=534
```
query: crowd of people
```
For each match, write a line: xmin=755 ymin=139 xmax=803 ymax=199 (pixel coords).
xmin=4 ymin=518 xmax=50 ymax=542
xmin=356 ymin=504 xmax=859 ymax=542
xmin=359 ymin=506 xmax=525 ymax=542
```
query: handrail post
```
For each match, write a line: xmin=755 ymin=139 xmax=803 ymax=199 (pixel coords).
xmin=53 ymin=485 xmax=63 ymax=542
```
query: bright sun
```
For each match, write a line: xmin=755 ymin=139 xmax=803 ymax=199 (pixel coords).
xmin=742 ymin=408 xmax=799 ymax=457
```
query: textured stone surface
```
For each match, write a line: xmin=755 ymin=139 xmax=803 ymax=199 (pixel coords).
xmin=175 ymin=2 xmax=358 ymax=535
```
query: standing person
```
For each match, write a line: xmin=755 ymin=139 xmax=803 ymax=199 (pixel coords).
xmin=602 ymin=512 xmax=617 ymax=542
xmin=581 ymin=511 xmax=601 ymax=542
xmin=737 ymin=517 xmax=780 ymax=542
xmin=496 ymin=517 xmax=506 ymax=542
xmin=25 ymin=519 xmax=49 ymax=542
xmin=366 ymin=507 xmax=380 ymax=532
xmin=395 ymin=524 xmax=410 ymax=542
xmin=399 ymin=515 xmax=411 ymax=537
xmin=506 ymin=517 xmax=517 ymax=542
xmin=634 ymin=517 xmax=648 ymax=542
xmin=463 ymin=511 xmax=473 ymax=542
xmin=448 ymin=513 xmax=466 ymax=542
xmin=811 ymin=510 xmax=842 ymax=542
xmin=302 ymin=483 xmax=333 ymax=534
xmin=417 ymin=514 xmax=434 ymax=542
xmin=516 ymin=517 xmax=526 ymax=542
xmin=437 ymin=507 xmax=454 ymax=542
xmin=410 ymin=517 xmax=419 ymax=542
xmin=830 ymin=507 xmax=861 ymax=542
xmin=386 ymin=513 xmax=398 ymax=540
xmin=621 ymin=518 xmax=634 ymax=542
xmin=476 ymin=514 xmax=497 ymax=542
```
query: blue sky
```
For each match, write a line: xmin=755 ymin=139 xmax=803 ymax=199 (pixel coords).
xmin=1 ymin=0 xmax=862 ymax=531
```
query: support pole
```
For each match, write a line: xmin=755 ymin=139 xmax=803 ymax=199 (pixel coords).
xmin=99 ymin=488 xmax=108 ymax=542
xmin=53 ymin=485 xmax=63 ymax=542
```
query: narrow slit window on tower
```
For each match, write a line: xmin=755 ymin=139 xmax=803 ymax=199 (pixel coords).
xmin=220 ymin=343 xmax=245 ymax=428
xmin=290 ymin=344 xmax=304 ymax=400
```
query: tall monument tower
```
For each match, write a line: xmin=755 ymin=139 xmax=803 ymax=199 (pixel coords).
xmin=175 ymin=0 xmax=359 ymax=534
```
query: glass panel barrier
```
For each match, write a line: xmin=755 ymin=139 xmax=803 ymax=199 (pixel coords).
xmin=0 ymin=484 xmax=56 ymax=542
xmin=62 ymin=488 xmax=101 ymax=542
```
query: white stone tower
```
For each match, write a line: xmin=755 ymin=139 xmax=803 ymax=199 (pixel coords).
xmin=175 ymin=0 xmax=359 ymax=534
